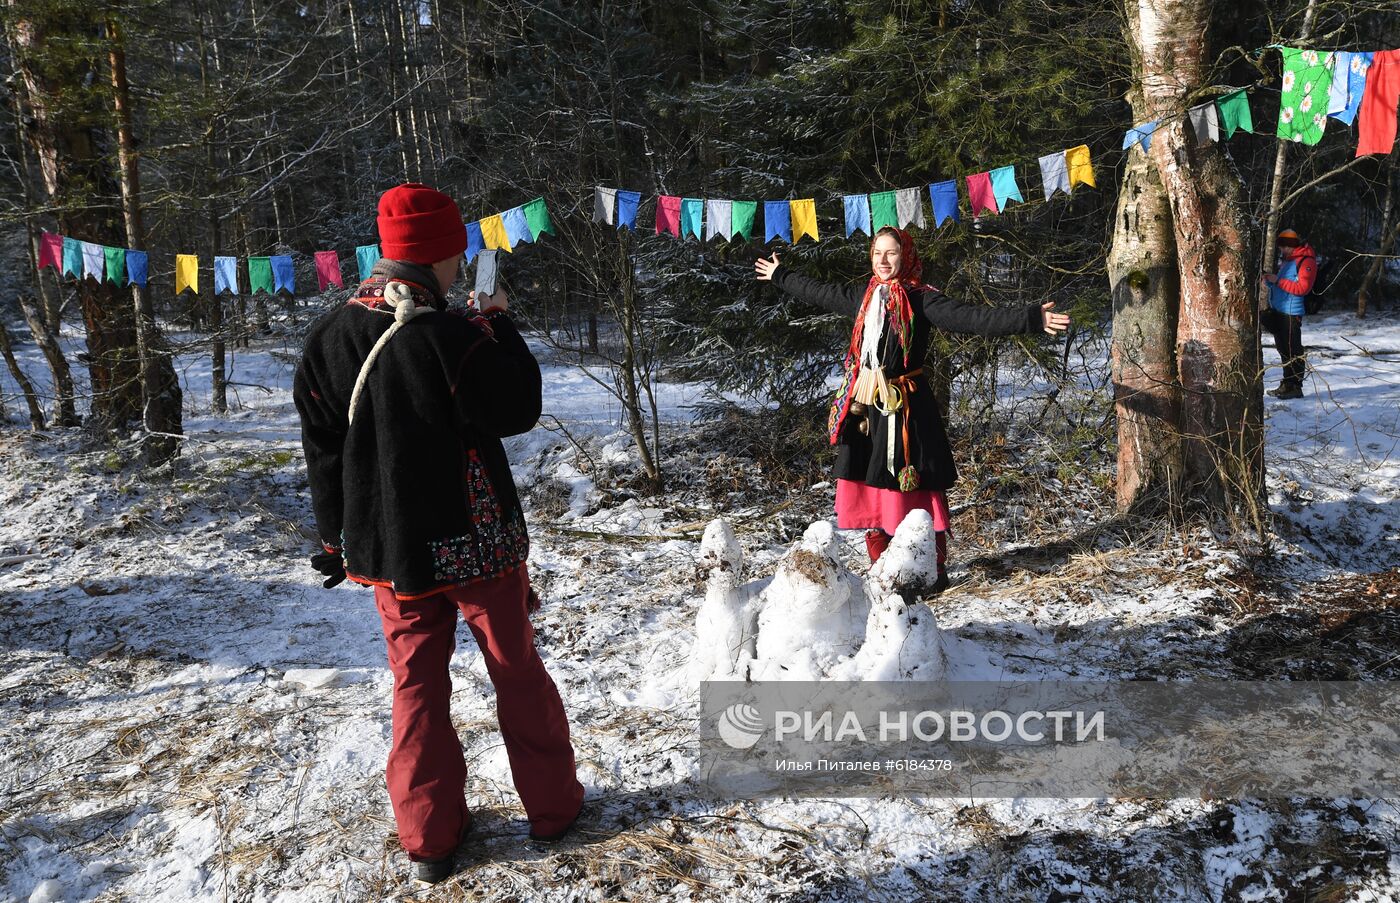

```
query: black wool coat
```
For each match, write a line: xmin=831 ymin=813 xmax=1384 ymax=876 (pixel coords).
xmin=771 ymin=263 xmax=1043 ymax=492
xmin=294 ymin=262 xmax=540 ymax=599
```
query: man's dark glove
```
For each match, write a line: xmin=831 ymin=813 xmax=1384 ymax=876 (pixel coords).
xmin=311 ymin=549 xmax=346 ymax=588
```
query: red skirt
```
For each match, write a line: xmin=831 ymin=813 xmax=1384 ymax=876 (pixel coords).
xmin=835 ymin=478 xmax=951 ymax=536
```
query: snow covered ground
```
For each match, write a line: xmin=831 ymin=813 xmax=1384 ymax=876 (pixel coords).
xmin=1 ymin=306 xmax=1399 ymax=901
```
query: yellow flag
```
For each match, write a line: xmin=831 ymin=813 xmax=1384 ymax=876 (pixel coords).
xmin=479 ymin=214 xmax=512 ymax=253
xmin=1065 ymin=145 xmax=1096 ymax=189
xmin=175 ymin=254 xmax=199 ymax=295
xmin=790 ymin=199 xmax=819 ymax=243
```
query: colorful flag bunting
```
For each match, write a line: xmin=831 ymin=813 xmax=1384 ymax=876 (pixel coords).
xmin=480 ymin=214 xmax=512 ymax=252
xmin=523 ymin=197 xmax=554 ymax=238
xmin=1329 ymin=51 xmax=1372 ymax=127
xmin=843 ymin=194 xmax=872 ymax=238
xmin=464 ymin=222 xmax=483 ymax=264
xmin=681 ymin=198 xmax=704 ymax=240
xmin=1278 ymin=47 xmax=1335 ymax=146
xmin=1217 ymin=90 xmax=1254 ymax=138
xmin=80 ymin=242 xmax=104 ymax=281
xmin=1188 ymin=101 xmax=1219 ymax=145
xmin=357 ymin=243 xmax=381 ymax=279
xmin=1038 ymin=152 xmax=1070 ymax=199
xmin=249 ymin=256 xmax=274 ymax=294
xmin=270 ymin=255 xmax=295 ymax=294
xmin=594 ymin=187 xmax=617 ymax=225
xmin=928 ymin=181 xmax=960 ymax=227
xmin=38 ymin=231 xmax=62 ymax=270
xmin=870 ymin=190 xmax=898 ymax=232
xmin=705 ymin=199 xmax=732 ymax=240
xmin=617 ymin=190 xmax=641 ymax=230
xmin=895 ymin=188 xmax=926 ymax=230
xmin=214 ymin=256 xmax=239 ymax=294
xmin=315 ymin=251 xmax=343 ymax=290
xmin=126 ymin=250 xmax=148 ymax=287
xmin=503 ymin=206 xmax=533 ymax=246
xmin=990 ymin=166 xmax=1023 ymax=210
xmin=655 ymin=195 xmax=682 ymax=237
xmin=61 ymin=238 xmax=81 ymax=278
xmin=1357 ymin=49 xmax=1400 ymax=157
xmin=1123 ymin=120 xmax=1159 ymax=152
xmin=103 ymin=246 xmax=126 ymax=286
xmin=175 ymin=253 xmax=198 ymax=294
xmin=966 ymin=172 xmax=998 ymax=215
xmin=730 ymin=200 xmax=757 ymax=240
xmin=763 ymin=201 xmax=792 ymax=243
xmin=790 ymin=199 xmax=818 ymax=242
xmin=1065 ymin=145 xmax=1096 ymax=189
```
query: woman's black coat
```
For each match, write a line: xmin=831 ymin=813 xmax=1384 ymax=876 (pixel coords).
xmin=771 ymin=264 xmax=1043 ymax=492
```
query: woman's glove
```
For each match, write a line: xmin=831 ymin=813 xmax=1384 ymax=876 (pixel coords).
xmin=310 ymin=549 xmax=347 ymax=588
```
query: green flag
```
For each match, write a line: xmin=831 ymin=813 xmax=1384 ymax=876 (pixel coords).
xmin=522 ymin=197 xmax=554 ymax=238
xmin=1277 ymin=47 xmax=1334 ymax=146
xmin=249 ymin=256 xmax=274 ymax=294
xmin=870 ymin=190 xmax=898 ymax=231
xmin=1216 ymin=89 xmax=1254 ymax=139
xmin=730 ymin=200 xmax=757 ymax=240
xmin=103 ymin=246 xmax=126 ymax=285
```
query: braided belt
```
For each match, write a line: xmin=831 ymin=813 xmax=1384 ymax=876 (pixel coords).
xmin=874 ymin=367 xmax=924 ymax=491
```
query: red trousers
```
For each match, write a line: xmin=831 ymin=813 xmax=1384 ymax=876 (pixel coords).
xmin=373 ymin=567 xmax=583 ymax=860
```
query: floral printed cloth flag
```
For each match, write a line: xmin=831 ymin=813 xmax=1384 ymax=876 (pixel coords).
xmin=523 ymin=197 xmax=554 ymax=238
xmin=1277 ymin=47 xmax=1335 ymax=145
xmin=730 ymin=200 xmax=757 ymax=240
xmin=214 ymin=256 xmax=239 ymax=294
xmin=843 ymin=194 xmax=871 ymax=238
xmin=869 ymin=190 xmax=898 ymax=231
xmin=174 ymin=253 xmax=198 ymax=294
xmin=681 ymin=198 xmax=704 ymax=240
xmin=270 ymin=255 xmax=295 ymax=294
xmin=1216 ymin=90 xmax=1254 ymax=138
xmin=705 ymin=199 xmax=732 ymax=240
xmin=1188 ymin=101 xmax=1219 ymax=145
xmin=61 ymin=237 xmax=82 ymax=278
xmin=248 ymin=256 xmax=273 ymax=294
xmin=616 ymin=190 xmax=641 ymax=230
xmin=655 ymin=195 xmax=681 ymax=237
xmin=1123 ymin=120 xmax=1159 ymax=152
xmin=314 ymin=251 xmax=343 ymax=290
xmin=104 ymin=246 xmax=126 ymax=285
xmin=125 ymin=250 xmax=148 ymax=287
xmin=503 ymin=206 xmax=533 ymax=246
xmin=1328 ymin=51 xmax=1371 ymax=127
xmin=928 ymin=181 xmax=960 ymax=227
xmin=480 ymin=214 xmax=512 ymax=252
xmin=82 ymin=241 xmax=104 ymax=281
xmin=357 ymin=243 xmax=382 ymax=278
xmin=966 ymin=172 xmax=997 ymax=215
xmin=1038 ymin=152 xmax=1070 ymax=199
xmin=895 ymin=187 xmax=925 ymax=230
xmin=593 ymin=187 xmax=616 ymax=225
xmin=1357 ymin=49 xmax=1400 ymax=157
xmin=990 ymin=166 xmax=1023 ymax=209
xmin=763 ymin=201 xmax=792 ymax=243
xmin=1065 ymin=144 xmax=1096 ymax=189
xmin=38 ymin=231 xmax=62 ymax=270
xmin=790 ymin=199 xmax=818 ymax=242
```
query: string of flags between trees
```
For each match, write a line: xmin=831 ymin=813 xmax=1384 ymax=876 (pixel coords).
xmin=32 ymin=44 xmax=1400 ymax=296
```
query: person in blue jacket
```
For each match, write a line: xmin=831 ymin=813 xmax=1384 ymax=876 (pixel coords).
xmin=1260 ymin=228 xmax=1316 ymax=400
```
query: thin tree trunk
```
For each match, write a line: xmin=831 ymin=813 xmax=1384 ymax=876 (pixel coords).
xmin=0 ymin=320 xmax=45 ymax=430
xmin=1357 ymin=153 xmax=1398 ymax=318
xmin=198 ymin=12 xmax=227 ymax=413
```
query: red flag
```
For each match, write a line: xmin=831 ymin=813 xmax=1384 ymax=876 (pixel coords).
xmin=1357 ymin=49 xmax=1400 ymax=157
xmin=314 ymin=251 xmax=344 ymax=290
xmin=966 ymin=172 xmax=998 ymax=215
xmin=655 ymin=195 xmax=682 ymax=237
xmin=38 ymin=231 xmax=63 ymax=270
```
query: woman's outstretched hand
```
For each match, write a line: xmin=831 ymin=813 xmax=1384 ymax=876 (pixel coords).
xmin=754 ymin=253 xmax=780 ymax=281
xmin=1041 ymin=302 xmax=1071 ymax=335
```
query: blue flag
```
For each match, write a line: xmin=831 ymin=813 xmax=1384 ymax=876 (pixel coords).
xmin=843 ymin=195 xmax=872 ymax=238
xmin=990 ymin=166 xmax=1024 ymax=210
xmin=502 ymin=206 xmax=534 ymax=246
xmin=681 ymin=198 xmax=704 ymax=240
xmin=928 ymin=181 xmax=960 ymax=227
xmin=270 ymin=254 xmax=295 ymax=294
xmin=1123 ymin=120 xmax=1159 ymax=152
xmin=616 ymin=190 xmax=641 ymax=230
xmin=763 ymin=201 xmax=792 ymax=243
xmin=357 ymin=243 xmax=381 ymax=279
xmin=125 ymin=250 xmax=148 ymax=287
xmin=214 ymin=256 xmax=239 ymax=295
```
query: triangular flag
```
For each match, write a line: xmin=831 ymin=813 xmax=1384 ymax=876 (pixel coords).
xmin=1065 ymin=145 xmax=1096 ymax=189
xmin=356 ymin=244 xmax=381 ymax=280
xmin=730 ymin=200 xmax=757 ymax=240
xmin=38 ymin=231 xmax=62 ymax=270
xmin=214 ymin=256 xmax=239 ymax=294
xmin=705 ymin=199 xmax=732 ymax=240
xmin=655 ymin=196 xmax=682 ymax=237
xmin=680 ymin=198 xmax=704 ymax=240
xmin=616 ymin=191 xmax=641 ymax=230
xmin=790 ymin=199 xmax=818 ymax=242
xmin=463 ymin=223 xmax=483 ymax=264
xmin=270 ymin=255 xmax=295 ymax=294
xmin=502 ymin=206 xmax=533 ymax=246
xmin=61 ymin=237 xmax=82 ymax=279
xmin=593 ymin=187 xmax=617 ymax=225
xmin=928 ymin=181 xmax=960 ymax=227
xmin=103 ymin=246 xmax=126 ymax=286
xmin=480 ymin=214 xmax=512 ymax=252
xmin=989 ymin=166 xmax=1023 ymax=210
xmin=523 ymin=197 xmax=554 ymax=238
xmin=81 ymin=241 xmax=104 ymax=282
xmin=174 ymin=253 xmax=198 ymax=294
xmin=1217 ymin=89 xmax=1254 ymax=138
xmin=895 ymin=188 xmax=925 ymax=230
xmin=1188 ymin=102 xmax=1219 ymax=145
xmin=966 ymin=172 xmax=998 ymax=215
xmin=1038 ymin=152 xmax=1070 ymax=199
xmin=125 ymin=250 xmax=148 ymax=287
xmin=843 ymin=195 xmax=871 ymax=238
xmin=869 ymin=190 xmax=898 ymax=231
xmin=314 ymin=251 xmax=343 ymax=291
xmin=248 ymin=256 xmax=274 ymax=294
xmin=763 ymin=201 xmax=792 ymax=243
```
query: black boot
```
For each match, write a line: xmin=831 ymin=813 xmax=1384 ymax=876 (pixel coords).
xmin=411 ymin=815 xmax=473 ymax=885
xmin=1268 ymin=382 xmax=1303 ymax=400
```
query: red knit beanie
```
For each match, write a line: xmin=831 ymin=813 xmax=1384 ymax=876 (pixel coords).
xmin=376 ymin=183 xmax=467 ymax=264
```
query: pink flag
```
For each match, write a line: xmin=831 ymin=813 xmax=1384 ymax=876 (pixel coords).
xmin=314 ymin=251 xmax=344 ymax=290
xmin=38 ymin=231 xmax=63 ymax=270
xmin=966 ymin=172 xmax=998 ymax=216
xmin=656 ymin=195 xmax=682 ymax=237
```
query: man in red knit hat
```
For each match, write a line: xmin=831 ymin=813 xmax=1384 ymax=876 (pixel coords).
xmin=294 ymin=183 xmax=584 ymax=885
